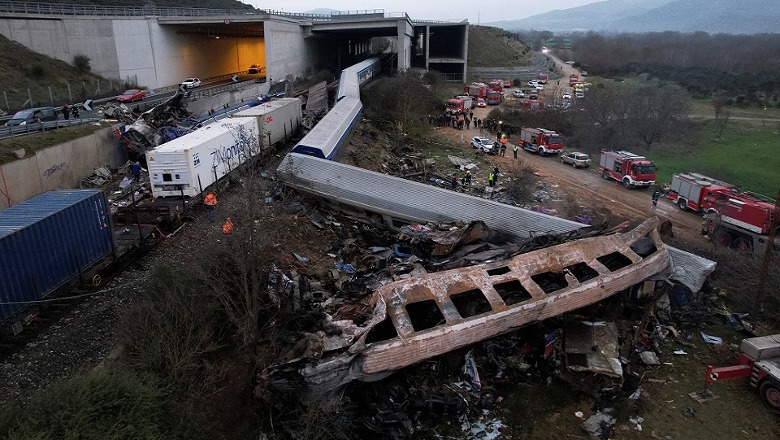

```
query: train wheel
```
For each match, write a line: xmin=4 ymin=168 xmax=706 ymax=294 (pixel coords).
xmin=733 ymin=237 xmax=752 ymax=253
xmin=91 ymin=274 xmax=102 ymax=287
xmin=678 ymin=199 xmax=687 ymax=211
xmin=759 ymin=381 xmax=780 ymax=413
xmin=713 ymin=230 xmax=732 ymax=247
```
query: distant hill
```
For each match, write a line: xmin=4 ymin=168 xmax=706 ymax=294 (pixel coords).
xmin=488 ymin=0 xmax=780 ymax=34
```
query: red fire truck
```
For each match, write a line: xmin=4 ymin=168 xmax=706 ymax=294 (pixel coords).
xmin=598 ymin=150 xmax=657 ymax=189
xmin=569 ymin=74 xmax=579 ymax=86
xmin=701 ymin=190 xmax=779 ymax=253
xmin=445 ymin=96 xmax=472 ymax=115
xmin=519 ymin=128 xmax=564 ymax=156
xmin=537 ymin=73 xmax=549 ymax=84
xmin=486 ymin=90 xmax=503 ymax=105
xmin=668 ymin=172 xmax=734 ymax=212
xmin=668 ymin=172 xmax=779 ymax=254
xmin=464 ymin=82 xmax=489 ymax=99
xmin=516 ymin=100 xmax=545 ymax=111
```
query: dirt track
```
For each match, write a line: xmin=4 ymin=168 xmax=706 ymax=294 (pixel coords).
xmin=440 ymin=103 xmax=709 ymax=253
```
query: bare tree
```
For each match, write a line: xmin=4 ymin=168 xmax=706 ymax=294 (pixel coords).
xmin=715 ymin=107 xmax=731 ymax=140
xmin=713 ymin=90 xmax=731 ymax=139
xmin=363 ymin=71 xmax=440 ymax=144
xmin=625 ymin=85 xmax=690 ymax=150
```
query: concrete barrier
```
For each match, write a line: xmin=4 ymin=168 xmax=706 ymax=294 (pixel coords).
xmin=0 ymin=125 xmax=127 ymax=211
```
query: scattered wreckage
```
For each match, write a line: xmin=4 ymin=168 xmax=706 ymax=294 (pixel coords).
xmin=257 ymin=217 xmax=672 ymax=404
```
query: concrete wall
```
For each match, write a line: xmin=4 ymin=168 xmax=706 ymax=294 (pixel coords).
xmin=264 ymin=20 xmax=322 ymax=81
xmin=0 ymin=17 xmax=268 ymax=90
xmin=0 ymin=126 xmax=126 ymax=211
xmin=112 ymin=19 xmax=158 ymax=87
xmin=0 ymin=17 xmax=122 ymax=82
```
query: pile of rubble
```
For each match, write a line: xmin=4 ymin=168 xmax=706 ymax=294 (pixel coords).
xmin=249 ymin=198 xmax=717 ymax=438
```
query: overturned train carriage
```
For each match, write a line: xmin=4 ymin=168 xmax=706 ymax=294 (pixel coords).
xmin=276 ymin=153 xmax=586 ymax=238
xmin=259 ymin=217 xmax=672 ymax=401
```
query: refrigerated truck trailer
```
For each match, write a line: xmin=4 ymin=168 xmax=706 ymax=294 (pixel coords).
xmin=147 ymin=117 xmax=260 ymax=198
xmin=231 ymin=97 xmax=302 ymax=149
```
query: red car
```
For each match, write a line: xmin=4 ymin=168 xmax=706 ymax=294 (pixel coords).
xmin=116 ymin=89 xmax=145 ymax=103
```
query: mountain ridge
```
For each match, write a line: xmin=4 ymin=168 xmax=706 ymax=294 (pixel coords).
xmin=487 ymin=0 xmax=780 ymax=34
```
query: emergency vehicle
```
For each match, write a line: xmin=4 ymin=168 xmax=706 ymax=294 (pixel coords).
xmin=598 ymin=150 xmax=657 ymax=189
xmin=519 ymin=128 xmax=564 ymax=155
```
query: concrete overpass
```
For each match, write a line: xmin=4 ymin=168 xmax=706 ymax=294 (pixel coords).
xmin=0 ymin=2 xmax=468 ymax=90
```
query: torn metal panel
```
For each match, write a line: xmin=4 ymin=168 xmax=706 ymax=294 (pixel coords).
xmin=259 ymin=217 xmax=671 ymax=401
xmin=397 ymin=221 xmax=490 ymax=256
xmin=564 ymin=321 xmax=622 ymax=377
xmin=664 ymin=245 xmax=717 ymax=292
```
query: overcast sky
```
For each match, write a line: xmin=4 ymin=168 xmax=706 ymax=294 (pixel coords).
xmin=245 ymin=1 xmax=599 ymax=24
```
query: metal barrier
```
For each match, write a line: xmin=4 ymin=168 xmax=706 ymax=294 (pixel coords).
xmin=0 ymin=1 xmax=386 ymax=20
xmin=0 ymin=117 xmax=100 ymax=140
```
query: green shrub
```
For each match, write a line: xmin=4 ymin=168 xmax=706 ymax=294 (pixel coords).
xmin=0 ymin=368 xmax=176 ymax=440
xmin=72 ymin=54 xmax=91 ymax=74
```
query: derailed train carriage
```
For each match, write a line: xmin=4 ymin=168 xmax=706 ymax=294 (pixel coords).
xmin=0 ymin=190 xmax=164 ymax=334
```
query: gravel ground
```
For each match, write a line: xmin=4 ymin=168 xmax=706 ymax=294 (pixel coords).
xmin=0 ymin=265 xmax=149 ymax=407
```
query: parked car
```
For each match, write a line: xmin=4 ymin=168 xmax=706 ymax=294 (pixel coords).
xmin=581 ymin=71 xmax=589 ymax=77
xmin=116 ymin=89 xmax=145 ymax=103
xmin=526 ymin=80 xmax=539 ymax=87
xmin=180 ymin=77 xmax=202 ymax=89
xmin=470 ymin=137 xmax=495 ymax=154
xmin=534 ymin=84 xmax=544 ymax=91
xmin=565 ymin=60 xmax=575 ymax=65
xmin=575 ymin=91 xmax=585 ymax=99
xmin=560 ymin=151 xmax=591 ymax=168
xmin=5 ymin=107 xmax=57 ymax=126
xmin=512 ymin=89 xmax=525 ymax=98
xmin=476 ymin=98 xmax=486 ymax=107
xmin=562 ymin=92 xmax=572 ymax=100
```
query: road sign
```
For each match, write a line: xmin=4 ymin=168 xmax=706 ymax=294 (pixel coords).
xmin=83 ymin=99 xmax=93 ymax=111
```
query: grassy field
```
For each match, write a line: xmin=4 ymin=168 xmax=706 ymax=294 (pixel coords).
xmin=0 ymin=124 xmax=108 ymax=165
xmin=653 ymin=118 xmax=780 ymax=197
xmin=467 ymin=26 xmax=531 ymax=68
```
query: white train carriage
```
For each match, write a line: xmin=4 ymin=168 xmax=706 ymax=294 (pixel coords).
xmin=336 ymin=57 xmax=380 ymax=101
xmin=147 ymin=117 xmax=259 ymax=198
xmin=290 ymin=97 xmax=362 ymax=160
xmin=276 ymin=153 xmax=586 ymax=238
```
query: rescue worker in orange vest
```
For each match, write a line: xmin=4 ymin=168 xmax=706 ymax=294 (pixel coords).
xmin=204 ymin=192 xmax=217 ymax=222
xmin=222 ymin=217 xmax=234 ymax=235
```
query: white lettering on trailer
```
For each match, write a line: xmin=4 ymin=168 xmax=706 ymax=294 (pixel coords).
xmin=211 ymin=140 xmax=246 ymax=168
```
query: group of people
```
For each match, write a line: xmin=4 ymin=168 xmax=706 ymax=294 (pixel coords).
xmin=61 ymin=103 xmax=80 ymax=120
xmin=430 ymin=111 xmax=483 ymax=132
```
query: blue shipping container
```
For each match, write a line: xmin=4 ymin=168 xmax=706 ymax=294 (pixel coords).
xmin=0 ymin=190 xmax=114 ymax=323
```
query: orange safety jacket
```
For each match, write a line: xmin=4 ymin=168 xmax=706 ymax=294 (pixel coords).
xmin=204 ymin=193 xmax=217 ymax=206
xmin=222 ymin=218 xmax=234 ymax=235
